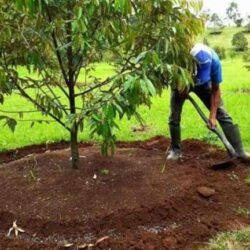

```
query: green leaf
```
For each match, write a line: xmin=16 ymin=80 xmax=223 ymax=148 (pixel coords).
xmin=0 ymin=94 xmax=4 ymax=104
xmin=0 ymin=115 xmax=8 ymax=121
xmin=145 ymin=77 xmax=156 ymax=96
xmin=6 ymin=118 xmax=17 ymax=133
xmin=100 ymin=169 xmax=109 ymax=176
xmin=135 ymin=51 xmax=147 ymax=64
xmin=124 ymin=75 xmax=135 ymax=91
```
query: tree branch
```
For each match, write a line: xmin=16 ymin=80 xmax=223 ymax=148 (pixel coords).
xmin=11 ymin=78 xmax=70 ymax=131
xmin=74 ymin=76 xmax=114 ymax=98
xmin=45 ymin=6 xmax=69 ymax=86
xmin=74 ymin=67 xmax=134 ymax=98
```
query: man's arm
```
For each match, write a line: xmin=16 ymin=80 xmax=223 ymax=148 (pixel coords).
xmin=208 ymin=83 xmax=221 ymax=128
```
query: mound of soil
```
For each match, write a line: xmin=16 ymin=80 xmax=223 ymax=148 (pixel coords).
xmin=0 ymin=136 xmax=249 ymax=250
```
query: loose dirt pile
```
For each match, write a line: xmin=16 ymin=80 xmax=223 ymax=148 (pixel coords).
xmin=0 ymin=136 xmax=249 ymax=249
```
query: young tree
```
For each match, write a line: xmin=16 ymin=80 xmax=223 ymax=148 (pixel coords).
xmin=244 ymin=15 xmax=250 ymax=33
xmin=209 ymin=13 xmax=224 ymax=34
xmin=0 ymin=0 xmax=203 ymax=169
xmin=232 ymin=32 xmax=248 ymax=51
xmin=226 ymin=1 xmax=243 ymax=27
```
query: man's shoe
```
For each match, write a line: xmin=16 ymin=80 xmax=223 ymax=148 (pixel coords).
xmin=222 ymin=124 xmax=250 ymax=165
xmin=237 ymin=152 xmax=250 ymax=164
xmin=166 ymin=150 xmax=181 ymax=161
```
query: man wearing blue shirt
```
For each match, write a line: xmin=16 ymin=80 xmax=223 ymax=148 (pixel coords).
xmin=167 ymin=43 xmax=250 ymax=162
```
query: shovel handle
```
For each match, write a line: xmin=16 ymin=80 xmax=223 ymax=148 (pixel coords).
xmin=188 ymin=95 xmax=237 ymax=158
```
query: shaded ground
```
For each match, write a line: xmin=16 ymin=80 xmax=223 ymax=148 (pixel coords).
xmin=0 ymin=136 xmax=249 ymax=250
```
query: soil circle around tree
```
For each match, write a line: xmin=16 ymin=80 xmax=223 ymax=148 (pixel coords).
xmin=0 ymin=136 xmax=249 ymax=250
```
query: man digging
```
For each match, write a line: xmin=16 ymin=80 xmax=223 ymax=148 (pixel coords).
xmin=166 ymin=43 xmax=250 ymax=163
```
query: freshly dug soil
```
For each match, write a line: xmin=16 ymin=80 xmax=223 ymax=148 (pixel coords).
xmin=0 ymin=136 xmax=249 ymax=250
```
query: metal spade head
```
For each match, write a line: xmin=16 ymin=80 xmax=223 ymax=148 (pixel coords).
xmin=210 ymin=160 xmax=236 ymax=170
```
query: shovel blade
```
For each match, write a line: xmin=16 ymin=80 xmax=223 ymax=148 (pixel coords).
xmin=210 ymin=160 xmax=236 ymax=170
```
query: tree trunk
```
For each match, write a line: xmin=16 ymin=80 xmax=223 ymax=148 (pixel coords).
xmin=68 ymin=81 xmax=79 ymax=169
xmin=69 ymin=84 xmax=79 ymax=169
xmin=66 ymin=7 xmax=80 ymax=169
xmin=70 ymin=123 xmax=79 ymax=169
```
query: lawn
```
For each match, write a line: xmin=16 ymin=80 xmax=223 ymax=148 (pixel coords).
xmin=0 ymin=56 xmax=250 ymax=152
xmin=199 ymin=27 xmax=250 ymax=50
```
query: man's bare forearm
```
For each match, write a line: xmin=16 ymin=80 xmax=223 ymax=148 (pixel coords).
xmin=209 ymin=84 xmax=221 ymax=127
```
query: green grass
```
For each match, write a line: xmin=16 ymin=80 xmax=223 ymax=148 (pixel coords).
xmin=236 ymin=207 xmax=250 ymax=217
xmin=198 ymin=27 xmax=250 ymax=50
xmin=1 ymin=26 xmax=250 ymax=151
xmin=0 ymin=57 xmax=250 ymax=152
xmin=1 ymin=28 xmax=250 ymax=247
xmin=245 ymin=174 xmax=250 ymax=186
xmin=202 ymin=227 xmax=250 ymax=250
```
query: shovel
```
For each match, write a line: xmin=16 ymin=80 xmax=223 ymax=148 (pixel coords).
xmin=188 ymin=95 xmax=237 ymax=169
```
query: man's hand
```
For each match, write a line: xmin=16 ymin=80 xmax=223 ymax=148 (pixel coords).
xmin=179 ymin=87 xmax=189 ymax=99
xmin=209 ymin=83 xmax=221 ymax=130
xmin=207 ymin=117 xmax=217 ymax=129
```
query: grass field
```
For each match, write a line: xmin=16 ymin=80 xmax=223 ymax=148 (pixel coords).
xmin=1 ymin=27 xmax=250 ymax=249
xmin=199 ymin=27 xmax=250 ymax=50
xmin=1 ymin=57 xmax=250 ymax=152
xmin=1 ymin=26 xmax=250 ymax=152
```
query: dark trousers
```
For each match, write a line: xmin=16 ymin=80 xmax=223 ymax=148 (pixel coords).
xmin=168 ymin=84 xmax=234 ymax=151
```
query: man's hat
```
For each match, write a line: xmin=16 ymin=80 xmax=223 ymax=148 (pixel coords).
xmin=190 ymin=43 xmax=212 ymax=85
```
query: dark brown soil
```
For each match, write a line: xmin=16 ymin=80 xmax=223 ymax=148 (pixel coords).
xmin=0 ymin=136 xmax=249 ymax=250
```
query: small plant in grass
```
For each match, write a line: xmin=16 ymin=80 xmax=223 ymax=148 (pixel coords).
xmin=245 ymin=175 xmax=250 ymax=186
xmin=204 ymin=227 xmax=250 ymax=250
xmin=236 ymin=207 xmax=250 ymax=217
xmin=229 ymin=50 xmax=237 ymax=60
xmin=243 ymin=51 xmax=250 ymax=70
xmin=0 ymin=0 xmax=203 ymax=169
xmin=24 ymin=156 xmax=38 ymax=183
xmin=201 ymin=131 xmax=218 ymax=143
xmin=100 ymin=169 xmax=109 ymax=176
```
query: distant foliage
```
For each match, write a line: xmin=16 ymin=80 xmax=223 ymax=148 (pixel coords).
xmin=232 ymin=32 xmax=248 ymax=51
xmin=209 ymin=13 xmax=224 ymax=35
xmin=243 ymin=51 xmax=250 ymax=62
xmin=244 ymin=15 xmax=250 ymax=33
xmin=203 ymin=37 xmax=210 ymax=46
xmin=243 ymin=51 xmax=250 ymax=70
xmin=213 ymin=46 xmax=226 ymax=60
xmin=226 ymin=1 xmax=243 ymax=27
xmin=0 ymin=0 xmax=204 ymax=169
xmin=229 ymin=50 xmax=237 ymax=60
xmin=209 ymin=30 xmax=223 ymax=35
xmin=244 ymin=23 xmax=250 ymax=34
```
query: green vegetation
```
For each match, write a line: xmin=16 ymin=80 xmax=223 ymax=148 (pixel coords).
xmin=232 ymin=32 xmax=248 ymax=51
xmin=213 ymin=46 xmax=226 ymax=59
xmin=0 ymin=57 xmax=250 ymax=152
xmin=199 ymin=27 xmax=250 ymax=50
xmin=203 ymin=227 xmax=250 ymax=250
xmin=236 ymin=207 xmax=250 ymax=217
xmin=0 ymin=27 xmax=250 ymax=153
xmin=0 ymin=1 xmax=203 ymax=168
xmin=245 ymin=175 xmax=250 ymax=186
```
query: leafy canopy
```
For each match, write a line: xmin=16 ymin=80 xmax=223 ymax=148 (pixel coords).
xmin=0 ymin=0 xmax=204 ymax=155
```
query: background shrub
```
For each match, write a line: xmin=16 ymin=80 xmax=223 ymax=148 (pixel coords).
xmin=243 ymin=23 xmax=250 ymax=33
xmin=232 ymin=32 xmax=248 ymax=51
xmin=213 ymin=46 xmax=226 ymax=60
xmin=203 ymin=37 xmax=210 ymax=46
xmin=243 ymin=50 xmax=250 ymax=70
xmin=229 ymin=50 xmax=237 ymax=59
